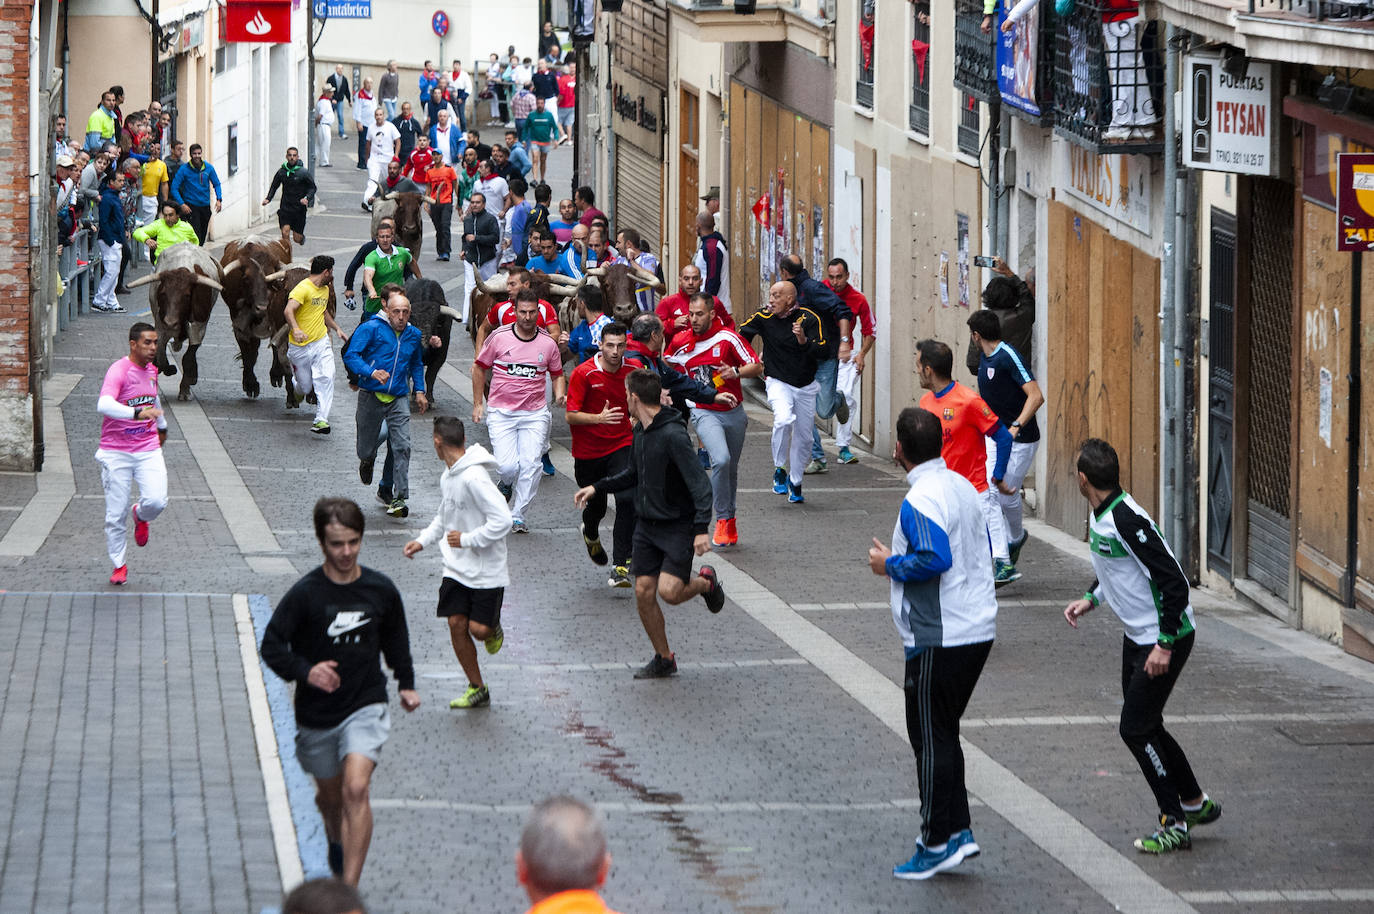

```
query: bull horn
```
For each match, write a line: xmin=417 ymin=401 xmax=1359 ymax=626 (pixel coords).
xmin=439 ymin=306 xmax=464 ymax=321
xmin=264 ymin=270 xmax=287 ymax=282
xmin=630 ymin=263 xmax=665 ymax=290
xmin=126 ymin=274 xmax=161 ymax=288
xmin=270 ymin=324 xmax=289 ymax=347
xmin=222 ymin=260 xmax=242 ymax=276
xmin=195 ymin=274 xmax=224 ymax=291
xmin=585 ymin=266 xmax=606 ymax=278
xmin=478 ymin=274 xmax=509 ymax=294
xmin=544 ymin=273 xmax=581 ymax=286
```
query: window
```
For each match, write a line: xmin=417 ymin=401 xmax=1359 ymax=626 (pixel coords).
xmin=957 ymin=93 xmax=980 ymax=157
xmin=909 ymin=1 xmax=930 ymax=134
xmin=856 ymin=0 xmax=875 ymax=109
xmin=227 ymin=122 xmax=238 ymax=176
xmin=214 ymin=42 xmax=237 ymax=75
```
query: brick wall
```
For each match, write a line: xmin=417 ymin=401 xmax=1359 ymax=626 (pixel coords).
xmin=0 ymin=0 xmax=34 ymax=470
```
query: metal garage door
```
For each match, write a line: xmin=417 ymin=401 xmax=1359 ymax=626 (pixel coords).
xmin=614 ymin=142 xmax=663 ymax=257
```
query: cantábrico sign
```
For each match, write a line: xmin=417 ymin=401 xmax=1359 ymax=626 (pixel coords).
xmin=1182 ymin=53 xmax=1277 ymax=177
xmin=1055 ymin=143 xmax=1152 ymax=236
xmin=609 ymin=66 xmax=663 ymax=155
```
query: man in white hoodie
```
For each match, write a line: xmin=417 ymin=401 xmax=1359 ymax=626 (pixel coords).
xmin=403 ymin=415 xmax=513 ymax=709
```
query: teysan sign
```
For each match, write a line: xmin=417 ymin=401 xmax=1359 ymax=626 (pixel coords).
xmin=1182 ymin=53 xmax=1278 ymax=176
xmin=224 ymin=1 xmax=291 ymax=43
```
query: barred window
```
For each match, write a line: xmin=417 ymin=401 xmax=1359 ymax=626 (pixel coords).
xmin=910 ymin=1 xmax=931 ymax=134
xmin=857 ymin=0 xmax=876 ymax=109
xmin=957 ymin=93 xmax=980 ymax=157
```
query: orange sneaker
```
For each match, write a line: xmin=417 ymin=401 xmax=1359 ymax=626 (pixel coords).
xmin=712 ymin=518 xmax=738 ymax=547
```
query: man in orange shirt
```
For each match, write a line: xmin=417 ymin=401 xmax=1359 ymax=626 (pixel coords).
xmin=425 ymin=156 xmax=458 ymax=262
xmin=516 ymin=796 xmax=623 ymax=914
xmin=916 ymin=338 xmax=1021 ymax=586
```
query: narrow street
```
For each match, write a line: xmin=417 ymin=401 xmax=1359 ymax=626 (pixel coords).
xmin=2 ymin=135 xmax=1373 ymax=914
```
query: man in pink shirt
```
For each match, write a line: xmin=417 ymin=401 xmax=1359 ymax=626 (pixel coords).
xmin=472 ymin=289 xmax=567 ymax=534
xmin=96 ymin=322 xmax=169 ymax=585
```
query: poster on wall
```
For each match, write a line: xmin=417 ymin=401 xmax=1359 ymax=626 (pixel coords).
xmin=1336 ymin=152 xmax=1374 ymax=252
xmin=995 ymin=1 xmax=1041 ymax=117
xmin=812 ymin=205 xmax=825 ymax=276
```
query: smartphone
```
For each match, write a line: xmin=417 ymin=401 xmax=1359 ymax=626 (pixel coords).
xmin=973 ymin=255 xmax=998 ymax=268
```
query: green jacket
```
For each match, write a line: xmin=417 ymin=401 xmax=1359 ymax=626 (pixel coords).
xmin=133 ymin=218 xmax=201 ymax=257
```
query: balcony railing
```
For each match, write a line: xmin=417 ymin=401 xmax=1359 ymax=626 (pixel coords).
xmin=858 ymin=0 xmax=876 ymax=108
xmin=954 ymin=0 xmax=997 ymax=102
xmin=1250 ymin=0 xmax=1374 ymax=19
xmin=910 ymin=0 xmax=931 ymax=134
xmin=1051 ymin=2 xmax=1163 ymax=154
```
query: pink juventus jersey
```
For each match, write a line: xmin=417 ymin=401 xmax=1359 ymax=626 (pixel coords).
xmin=475 ymin=325 xmax=563 ymax=412
xmin=99 ymin=357 xmax=161 ymax=453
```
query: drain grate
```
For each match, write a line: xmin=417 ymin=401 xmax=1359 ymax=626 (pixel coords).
xmin=1276 ymin=722 xmax=1374 ymax=746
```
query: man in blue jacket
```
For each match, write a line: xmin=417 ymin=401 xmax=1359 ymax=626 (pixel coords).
xmin=168 ymin=143 xmax=222 ymax=245
xmin=343 ymin=286 xmax=430 ymax=518
xmin=93 ymin=172 xmax=128 ymax=313
xmin=428 ymin=111 xmax=466 ymax=168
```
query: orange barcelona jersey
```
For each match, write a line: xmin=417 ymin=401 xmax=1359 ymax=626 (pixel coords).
xmin=918 ymin=381 xmax=1000 ymax=493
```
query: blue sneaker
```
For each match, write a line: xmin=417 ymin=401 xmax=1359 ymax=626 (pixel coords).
xmin=772 ymin=467 xmax=788 ymax=495
xmin=949 ymin=828 xmax=981 ymax=860
xmin=541 ymin=452 xmax=556 ymax=477
xmin=787 ymin=479 xmax=804 ymax=504
xmin=893 ymin=841 xmax=961 ymax=880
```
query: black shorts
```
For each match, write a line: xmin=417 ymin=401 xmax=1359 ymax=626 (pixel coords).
xmin=631 ymin=520 xmax=695 ymax=582
xmin=437 ymin=577 xmax=504 ymax=627
xmin=278 ymin=205 xmax=307 ymax=234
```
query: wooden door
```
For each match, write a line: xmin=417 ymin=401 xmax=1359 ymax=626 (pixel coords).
xmin=678 ymin=87 xmax=699 ymax=277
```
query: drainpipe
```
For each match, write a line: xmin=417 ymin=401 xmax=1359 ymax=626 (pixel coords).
xmin=988 ymin=98 xmax=1001 ymax=258
xmin=1160 ymin=23 xmax=1178 ymax=552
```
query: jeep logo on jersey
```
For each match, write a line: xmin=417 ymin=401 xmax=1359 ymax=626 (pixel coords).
xmin=506 ymin=363 xmax=539 ymax=379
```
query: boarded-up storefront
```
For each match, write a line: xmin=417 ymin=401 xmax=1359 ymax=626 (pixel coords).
xmin=726 ymin=82 xmax=831 ymax=323
xmin=1043 ymin=192 xmax=1161 ymax=536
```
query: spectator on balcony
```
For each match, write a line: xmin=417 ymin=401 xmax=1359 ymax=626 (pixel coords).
xmin=1099 ymin=0 xmax=1158 ymax=141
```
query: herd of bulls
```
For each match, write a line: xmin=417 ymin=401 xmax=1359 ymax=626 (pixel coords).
xmin=125 ymin=213 xmax=667 ymax=407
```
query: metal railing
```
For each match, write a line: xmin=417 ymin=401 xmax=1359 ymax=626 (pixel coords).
xmin=1051 ymin=1 xmax=1163 ymax=152
xmin=954 ymin=0 xmax=997 ymax=102
xmin=857 ymin=0 xmax=876 ymax=108
xmin=910 ymin=1 xmax=932 ymax=133
xmin=56 ymin=228 xmax=98 ymax=331
xmin=1249 ymin=0 xmax=1374 ymax=19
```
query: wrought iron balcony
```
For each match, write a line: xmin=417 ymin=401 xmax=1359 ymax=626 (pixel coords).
xmin=954 ymin=0 xmax=998 ymax=102
xmin=1050 ymin=1 xmax=1163 ymax=154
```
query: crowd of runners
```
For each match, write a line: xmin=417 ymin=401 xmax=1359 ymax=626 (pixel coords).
xmin=87 ymin=42 xmax=1219 ymax=906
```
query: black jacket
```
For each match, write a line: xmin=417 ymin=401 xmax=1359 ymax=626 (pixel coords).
xmin=260 ymin=566 xmax=415 ymax=729
xmin=965 ymin=274 xmax=1035 ymax=376
xmin=739 ymin=306 xmax=826 ymax=388
xmin=624 ymin=340 xmax=720 ymax=419
xmin=786 ymin=268 xmax=852 ymax=359
xmin=326 ymin=72 xmax=351 ymax=104
xmin=594 ymin=408 xmax=714 ymax=534
xmin=461 ymin=209 xmax=501 ymax=264
xmin=265 ymin=163 xmax=317 ymax=209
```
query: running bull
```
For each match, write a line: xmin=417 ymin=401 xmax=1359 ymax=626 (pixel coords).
xmin=220 ymin=235 xmax=293 ymax=399
xmin=124 ymin=242 xmax=224 ymax=401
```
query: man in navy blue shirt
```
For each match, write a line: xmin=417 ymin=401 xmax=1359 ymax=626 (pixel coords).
xmin=967 ymin=309 xmax=1043 ymax=566
xmin=168 ymin=143 xmax=222 ymax=245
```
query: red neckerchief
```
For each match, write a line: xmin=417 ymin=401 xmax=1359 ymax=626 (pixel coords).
xmin=358 ymin=89 xmax=373 ymax=100
xmin=464 ymin=163 xmax=480 ymax=178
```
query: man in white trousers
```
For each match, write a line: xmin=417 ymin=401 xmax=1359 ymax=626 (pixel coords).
xmin=824 ymin=258 xmax=876 ymax=466
xmin=285 ymin=256 xmax=344 ymax=435
xmin=361 ymin=107 xmax=400 ymax=210
xmin=96 ymin=323 xmax=169 ymax=585
xmin=314 ymin=86 xmax=335 ymax=168
xmin=739 ymin=281 xmax=826 ymax=504
xmin=471 ymin=290 xmax=566 ymax=534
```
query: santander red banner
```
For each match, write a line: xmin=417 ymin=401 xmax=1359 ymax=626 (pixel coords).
xmin=224 ymin=0 xmax=291 ymax=43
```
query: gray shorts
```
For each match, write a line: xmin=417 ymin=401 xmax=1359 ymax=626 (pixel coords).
xmin=295 ymin=702 xmax=391 ymax=780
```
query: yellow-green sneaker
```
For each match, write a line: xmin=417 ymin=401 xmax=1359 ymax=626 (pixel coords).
xmin=484 ymin=624 xmax=504 ymax=655
xmin=449 ymin=684 xmax=490 ymax=709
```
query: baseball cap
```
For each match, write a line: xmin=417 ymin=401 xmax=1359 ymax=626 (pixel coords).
xmin=700 ymin=186 xmax=720 ymax=201
xmin=55 ymin=154 xmax=75 ymax=168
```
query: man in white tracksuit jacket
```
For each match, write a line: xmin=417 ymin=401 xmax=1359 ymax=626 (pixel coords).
xmin=404 ymin=416 xmax=512 ymax=709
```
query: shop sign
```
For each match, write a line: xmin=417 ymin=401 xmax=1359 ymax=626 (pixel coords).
xmin=1337 ymin=153 xmax=1374 ymax=251
xmin=1182 ymin=53 xmax=1277 ymax=176
xmin=224 ymin=0 xmax=291 ymax=42
xmin=609 ymin=66 xmax=662 ymax=155
xmin=312 ymin=0 xmax=371 ymax=16
xmin=1055 ymin=142 xmax=1152 ymax=236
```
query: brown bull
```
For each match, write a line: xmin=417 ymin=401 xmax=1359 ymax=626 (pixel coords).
xmin=370 ymin=192 xmax=425 ymax=254
xmin=124 ymin=242 xmax=224 ymax=401
xmin=266 ymin=266 xmax=338 ymax=408
xmin=585 ymin=262 xmax=665 ymax=326
xmin=465 ymin=269 xmax=581 ymax=342
xmin=221 ymin=235 xmax=291 ymax=398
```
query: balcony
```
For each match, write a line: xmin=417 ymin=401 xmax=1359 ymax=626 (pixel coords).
xmin=994 ymin=3 xmax=1057 ymax=125
xmin=1050 ymin=2 xmax=1164 ymax=154
xmin=667 ymin=0 xmax=833 ymax=57
xmin=1146 ymin=0 xmax=1374 ymax=69
xmin=954 ymin=0 xmax=998 ymax=102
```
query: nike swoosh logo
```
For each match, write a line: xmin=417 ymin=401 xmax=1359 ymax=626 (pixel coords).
xmin=326 ymin=617 xmax=371 ymax=638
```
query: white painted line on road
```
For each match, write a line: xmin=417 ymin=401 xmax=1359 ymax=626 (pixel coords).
xmin=1181 ymin=888 xmax=1374 ymax=904
xmin=233 ymin=593 xmax=303 ymax=893
xmin=704 ymin=554 xmax=1195 ymax=914
xmin=371 ymin=797 xmax=958 ymax=815
xmin=162 ymin=382 xmax=295 ymax=576
xmin=736 ymin=485 xmax=907 ymax=494
xmin=414 ymin=657 xmax=809 ymax=676
xmin=962 ymin=710 xmax=1365 ymax=728
xmin=0 ymin=373 xmax=80 ymax=556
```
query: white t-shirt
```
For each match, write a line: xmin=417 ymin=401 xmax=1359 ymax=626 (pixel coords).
xmin=353 ymin=93 xmax=377 ymax=127
xmin=316 ymin=98 xmax=335 ymax=126
xmin=512 ymin=65 xmax=532 ymax=87
xmin=476 ymin=174 xmax=509 ymax=216
xmin=368 ymin=121 xmax=400 ymax=161
xmin=453 ymin=70 xmax=473 ymax=95
xmin=432 ymin=126 xmax=456 ymax=164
